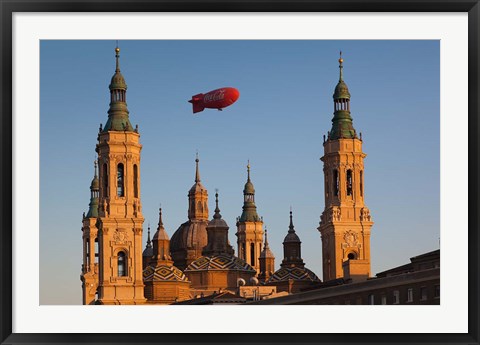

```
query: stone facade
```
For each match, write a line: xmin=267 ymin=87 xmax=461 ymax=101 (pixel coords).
xmin=318 ymin=55 xmax=373 ymax=282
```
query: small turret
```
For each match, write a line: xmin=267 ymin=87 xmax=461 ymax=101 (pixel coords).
xmin=103 ymin=45 xmax=134 ymax=132
xmin=239 ymin=161 xmax=261 ymax=222
xmin=328 ymin=52 xmax=357 ymax=140
xmin=86 ymin=161 xmax=99 ymax=218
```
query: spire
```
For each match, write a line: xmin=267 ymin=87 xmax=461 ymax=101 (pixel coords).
xmin=338 ymin=51 xmax=344 ymax=82
xmin=260 ymin=226 xmax=275 ymax=259
xmin=283 ymin=208 xmax=300 ymax=243
xmin=288 ymin=208 xmax=295 ymax=233
xmin=239 ymin=161 xmax=260 ymax=222
xmin=203 ymin=190 xmax=233 ymax=256
xmin=188 ymin=153 xmax=209 ymax=221
xmin=195 ymin=152 xmax=201 ymax=183
xmin=115 ymin=42 xmax=120 ymax=72
xmin=282 ymin=208 xmax=303 ymax=268
xmin=151 ymin=207 xmax=172 ymax=262
xmin=103 ymin=44 xmax=133 ymax=132
xmin=158 ymin=207 xmax=164 ymax=227
xmin=146 ymin=224 xmax=152 ymax=249
xmin=213 ymin=189 xmax=221 ymax=219
xmin=329 ymin=52 xmax=356 ymax=140
xmin=86 ymin=160 xmax=100 ymax=218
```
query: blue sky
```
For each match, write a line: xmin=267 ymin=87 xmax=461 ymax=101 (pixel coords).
xmin=40 ymin=40 xmax=440 ymax=305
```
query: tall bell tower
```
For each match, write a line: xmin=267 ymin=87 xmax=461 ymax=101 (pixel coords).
xmin=318 ymin=53 xmax=373 ymax=282
xmin=236 ymin=162 xmax=264 ymax=272
xmin=95 ymin=46 xmax=146 ymax=304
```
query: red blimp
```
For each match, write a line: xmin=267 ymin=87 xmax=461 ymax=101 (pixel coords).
xmin=188 ymin=87 xmax=240 ymax=114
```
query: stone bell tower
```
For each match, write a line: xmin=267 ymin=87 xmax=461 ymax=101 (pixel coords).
xmin=318 ymin=53 xmax=373 ymax=282
xmin=236 ymin=162 xmax=264 ymax=273
xmin=95 ymin=46 xmax=146 ymax=304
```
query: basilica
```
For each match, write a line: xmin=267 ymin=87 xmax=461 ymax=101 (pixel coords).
xmin=80 ymin=47 xmax=438 ymax=305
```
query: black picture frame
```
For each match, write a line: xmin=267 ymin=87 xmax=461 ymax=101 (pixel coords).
xmin=1 ymin=1 xmax=478 ymax=344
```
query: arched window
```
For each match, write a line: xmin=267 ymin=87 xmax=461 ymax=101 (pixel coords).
xmin=94 ymin=238 xmax=99 ymax=264
xmin=250 ymin=243 xmax=255 ymax=266
xmin=133 ymin=164 xmax=138 ymax=198
xmin=117 ymin=163 xmax=124 ymax=197
xmin=118 ymin=251 xmax=127 ymax=276
xmin=103 ymin=163 xmax=108 ymax=198
xmin=333 ymin=169 xmax=339 ymax=196
xmin=347 ymin=252 xmax=356 ymax=260
xmin=360 ymin=171 xmax=364 ymax=197
xmin=346 ymin=170 xmax=353 ymax=196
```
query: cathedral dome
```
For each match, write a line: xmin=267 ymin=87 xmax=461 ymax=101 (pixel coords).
xmin=185 ymin=254 xmax=256 ymax=273
xmin=143 ymin=265 xmax=189 ymax=282
xmin=170 ymin=220 xmax=208 ymax=252
xmin=267 ymin=266 xmax=320 ymax=283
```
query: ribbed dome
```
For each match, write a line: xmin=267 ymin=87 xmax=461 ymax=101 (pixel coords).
xmin=184 ymin=254 xmax=256 ymax=273
xmin=109 ymin=71 xmax=127 ymax=90
xmin=170 ymin=220 xmax=208 ymax=253
xmin=283 ymin=231 xmax=300 ymax=243
xmin=267 ymin=266 xmax=320 ymax=283
xmin=143 ymin=265 xmax=189 ymax=282
xmin=333 ymin=80 xmax=350 ymax=99
xmin=243 ymin=180 xmax=255 ymax=194
xmin=142 ymin=246 xmax=153 ymax=257
xmin=90 ymin=176 xmax=99 ymax=190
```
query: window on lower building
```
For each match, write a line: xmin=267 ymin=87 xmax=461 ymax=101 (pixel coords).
xmin=381 ymin=295 xmax=387 ymax=305
xmin=420 ymin=287 xmax=427 ymax=301
xmin=368 ymin=294 xmax=374 ymax=305
xmin=407 ymin=288 xmax=413 ymax=302
xmin=393 ymin=290 xmax=400 ymax=304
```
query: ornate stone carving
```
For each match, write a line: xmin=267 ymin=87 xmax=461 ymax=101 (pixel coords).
xmin=332 ymin=207 xmax=341 ymax=221
xmin=113 ymin=230 xmax=129 ymax=244
xmin=360 ymin=207 xmax=371 ymax=221
xmin=343 ymin=230 xmax=358 ymax=247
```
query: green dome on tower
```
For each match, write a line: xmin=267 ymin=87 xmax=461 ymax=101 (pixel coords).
xmin=328 ymin=52 xmax=357 ymax=140
xmin=102 ymin=46 xmax=134 ymax=132
xmin=239 ymin=162 xmax=261 ymax=222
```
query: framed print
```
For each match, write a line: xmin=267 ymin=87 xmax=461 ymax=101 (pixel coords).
xmin=1 ymin=1 xmax=479 ymax=345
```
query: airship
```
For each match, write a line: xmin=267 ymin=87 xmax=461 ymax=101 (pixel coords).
xmin=188 ymin=87 xmax=240 ymax=114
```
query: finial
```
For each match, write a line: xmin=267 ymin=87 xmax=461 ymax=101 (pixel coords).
xmin=146 ymin=223 xmax=152 ymax=248
xmin=247 ymin=160 xmax=251 ymax=181
xmin=158 ymin=207 xmax=163 ymax=227
xmin=115 ymin=42 xmax=120 ymax=72
xmin=264 ymin=226 xmax=269 ymax=246
xmin=289 ymin=207 xmax=295 ymax=232
xmin=338 ymin=51 xmax=344 ymax=82
xmin=93 ymin=159 xmax=98 ymax=177
xmin=195 ymin=153 xmax=200 ymax=182
xmin=213 ymin=189 xmax=221 ymax=219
